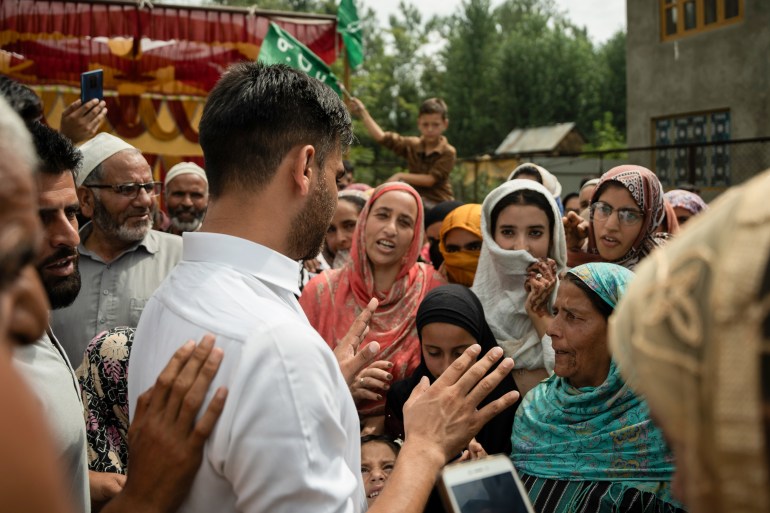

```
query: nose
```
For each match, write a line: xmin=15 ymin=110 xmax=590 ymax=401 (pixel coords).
xmin=513 ymin=233 xmax=529 ymax=252
xmin=369 ymin=468 xmax=386 ymax=483
xmin=603 ymin=209 xmax=621 ymax=230
xmin=181 ymin=193 xmax=193 ymax=207
xmin=546 ymin=314 xmax=562 ymax=340
xmin=133 ymin=185 xmax=154 ymax=206
xmin=49 ymin=213 xmax=80 ymax=249
xmin=434 ymin=355 xmax=454 ymax=378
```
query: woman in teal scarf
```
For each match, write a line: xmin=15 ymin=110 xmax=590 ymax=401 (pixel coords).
xmin=510 ymin=262 xmax=685 ymax=513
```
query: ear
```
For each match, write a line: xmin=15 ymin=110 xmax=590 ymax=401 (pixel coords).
xmin=77 ymin=186 xmax=95 ymax=218
xmin=442 ymin=117 xmax=449 ymax=130
xmin=291 ymin=145 xmax=316 ymax=198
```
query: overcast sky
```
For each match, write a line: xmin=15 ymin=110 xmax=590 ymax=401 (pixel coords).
xmin=365 ymin=0 xmax=626 ymax=45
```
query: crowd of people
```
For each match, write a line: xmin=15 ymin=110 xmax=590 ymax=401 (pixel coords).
xmin=0 ymin=62 xmax=767 ymax=513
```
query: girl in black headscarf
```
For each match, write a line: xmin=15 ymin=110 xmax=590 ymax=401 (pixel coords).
xmin=384 ymin=284 xmax=520 ymax=456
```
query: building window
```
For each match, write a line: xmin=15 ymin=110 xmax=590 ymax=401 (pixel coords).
xmin=653 ymin=110 xmax=731 ymax=187
xmin=660 ymin=0 xmax=743 ymax=41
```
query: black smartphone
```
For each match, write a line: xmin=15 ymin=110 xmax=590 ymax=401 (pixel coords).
xmin=438 ymin=455 xmax=536 ymax=513
xmin=80 ymin=69 xmax=103 ymax=104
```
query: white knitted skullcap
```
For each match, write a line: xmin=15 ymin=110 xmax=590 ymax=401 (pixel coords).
xmin=164 ymin=162 xmax=207 ymax=186
xmin=77 ymin=133 xmax=136 ymax=186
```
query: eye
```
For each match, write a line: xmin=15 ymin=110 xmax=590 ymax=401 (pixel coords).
xmin=566 ymin=311 xmax=577 ymax=321
xmin=65 ymin=207 xmax=80 ymax=220
xmin=361 ymin=467 xmax=370 ymax=474
xmin=115 ymin=183 xmax=138 ymax=195
xmin=529 ymin=229 xmax=544 ymax=237
xmin=466 ymin=241 xmax=482 ymax=251
xmin=384 ymin=464 xmax=394 ymax=472
xmin=426 ymin=349 xmax=440 ymax=357
xmin=444 ymin=245 xmax=460 ymax=253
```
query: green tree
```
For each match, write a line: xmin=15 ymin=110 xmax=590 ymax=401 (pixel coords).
xmin=596 ymin=30 xmax=627 ymax=139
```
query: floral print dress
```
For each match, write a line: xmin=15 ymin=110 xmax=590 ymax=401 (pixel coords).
xmin=76 ymin=326 xmax=134 ymax=474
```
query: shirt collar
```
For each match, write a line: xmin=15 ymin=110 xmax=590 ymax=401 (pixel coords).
xmin=78 ymin=222 xmax=159 ymax=260
xmin=419 ymin=135 xmax=448 ymax=157
xmin=182 ymin=232 xmax=301 ymax=297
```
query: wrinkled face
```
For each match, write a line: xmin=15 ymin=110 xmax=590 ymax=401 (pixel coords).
xmin=85 ymin=150 xmax=156 ymax=243
xmin=421 ymin=322 xmax=476 ymax=379
xmin=564 ymin=196 xmax=581 ymax=215
xmin=0 ymin=156 xmax=49 ymax=347
xmin=548 ymin=280 xmax=611 ymax=388
xmin=417 ymin=113 xmax=448 ymax=144
xmin=579 ymin=185 xmax=596 ymax=210
xmin=364 ymin=190 xmax=418 ymax=272
xmin=166 ymin=174 xmax=209 ymax=233
xmin=442 ymin=228 xmax=482 ymax=254
xmin=592 ymin=185 xmax=643 ymax=262
xmin=36 ymin=172 xmax=81 ymax=310
xmin=326 ymin=199 xmax=360 ymax=256
xmin=361 ymin=441 xmax=397 ymax=507
xmin=288 ymin=149 xmax=342 ymax=261
xmin=673 ymin=206 xmax=693 ymax=226
xmin=493 ymin=204 xmax=550 ymax=259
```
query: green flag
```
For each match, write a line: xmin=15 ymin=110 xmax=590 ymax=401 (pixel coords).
xmin=337 ymin=0 xmax=363 ymax=69
xmin=258 ymin=22 xmax=341 ymax=94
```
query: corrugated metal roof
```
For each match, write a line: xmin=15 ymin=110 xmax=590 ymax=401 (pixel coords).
xmin=495 ymin=122 xmax=576 ymax=154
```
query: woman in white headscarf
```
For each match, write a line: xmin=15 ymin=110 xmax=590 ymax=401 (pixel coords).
xmin=472 ymin=179 xmax=567 ymax=396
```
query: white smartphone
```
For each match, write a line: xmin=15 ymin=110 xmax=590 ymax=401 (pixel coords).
xmin=438 ymin=454 xmax=536 ymax=513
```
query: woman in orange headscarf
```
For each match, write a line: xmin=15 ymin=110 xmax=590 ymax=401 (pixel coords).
xmin=438 ymin=203 xmax=483 ymax=287
xmin=300 ymin=183 xmax=445 ymax=426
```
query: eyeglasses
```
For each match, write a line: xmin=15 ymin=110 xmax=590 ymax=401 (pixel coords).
xmin=591 ymin=201 xmax=644 ymax=225
xmin=86 ymin=182 xmax=162 ymax=198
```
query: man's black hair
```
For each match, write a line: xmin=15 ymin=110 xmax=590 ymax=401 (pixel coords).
xmin=199 ymin=62 xmax=353 ymax=198
xmin=0 ymin=76 xmax=43 ymax=124
xmin=28 ymin=122 xmax=81 ymax=180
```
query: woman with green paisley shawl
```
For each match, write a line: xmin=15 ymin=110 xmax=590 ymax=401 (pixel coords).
xmin=510 ymin=262 xmax=684 ymax=513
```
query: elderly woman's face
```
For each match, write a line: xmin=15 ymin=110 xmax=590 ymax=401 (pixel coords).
xmin=548 ymin=280 xmax=611 ymax=388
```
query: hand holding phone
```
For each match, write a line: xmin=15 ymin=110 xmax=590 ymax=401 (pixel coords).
xmin=439 ymin=455 xmax=535 ymax=513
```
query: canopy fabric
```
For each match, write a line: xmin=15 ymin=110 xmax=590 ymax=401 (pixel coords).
xmin=0 ymin=0 xmax=340 ymax=173
xmin=1 ymin=0 xmax=339 ymax=96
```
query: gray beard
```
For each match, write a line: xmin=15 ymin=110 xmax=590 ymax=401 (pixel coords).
xmin=170 ymin=216 xmax=202 ymax=233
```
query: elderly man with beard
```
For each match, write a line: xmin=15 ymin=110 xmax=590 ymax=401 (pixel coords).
xmin=50 ymin=133 xmax=182 ymax=364
xmin=162 ymin=161 xmax=209 ymax=235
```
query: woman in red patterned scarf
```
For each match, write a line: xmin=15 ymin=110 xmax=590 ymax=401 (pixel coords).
xmin=300 ymin=182 xmax=445 ymax=432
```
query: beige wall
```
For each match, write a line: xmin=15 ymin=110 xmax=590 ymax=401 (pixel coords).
xmin=626 ymin=1 xmax=770 ymax=148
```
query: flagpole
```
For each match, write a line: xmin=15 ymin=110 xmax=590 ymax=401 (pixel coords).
xmin=343 ymin=50 xmax=351 ymax=105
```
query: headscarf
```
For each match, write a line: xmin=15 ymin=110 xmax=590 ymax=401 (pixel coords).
xmin=300 ymin=183 xmax=445 ymax=416
xmin=385 ymin=285 xmax=519 ymax=455
xmin=508 ymin=163 xmax=564 ymax=214
xmin=472 ymin=179 xmax=567 ymax=371
xmin=424 ymin=200 xmax=464 ymax=269
xmin=664 ymin=189 xmax=708 ymax=215
xmin=586 ymin=165 xmax=668 ymax=269
xmin=438 ymin=204 xmax=482 ymax=287
xmin=511 ymin=263 xmax=678 ymax=505
xmin=610 ymin=169 xmax=770 ymax=513
xmin=661 ymin=198 xmax=681 ymax=235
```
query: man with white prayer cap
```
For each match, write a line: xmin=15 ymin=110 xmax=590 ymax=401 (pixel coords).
xmin=163 ymin=162 xmax=209 ymax=235
xmin=51 ymin=132 xmax=182 ymax=364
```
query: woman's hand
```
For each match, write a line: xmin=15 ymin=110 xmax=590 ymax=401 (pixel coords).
xmin=351 ymin=360 xmax=394 ymax=404
xmin=525 ymin=260 xmax=557 ymax=339
xmin=563 ymin=211 xmax=589 ymax=251
xmin=525 ymin=259 xmax=557 ymax=317
xmin=458 ymin=438 xmax=487 ymax=461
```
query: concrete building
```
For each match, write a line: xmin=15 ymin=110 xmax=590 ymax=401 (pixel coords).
xmin=626 ymin=0 xmax=770 ymax=190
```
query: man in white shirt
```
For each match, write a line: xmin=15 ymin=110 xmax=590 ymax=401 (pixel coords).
xmin=128 ymin=62 xmax=519 ymax=513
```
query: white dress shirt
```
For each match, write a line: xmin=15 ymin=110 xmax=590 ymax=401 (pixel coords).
xmin=128 ymin=233 xmax=366 ymax=513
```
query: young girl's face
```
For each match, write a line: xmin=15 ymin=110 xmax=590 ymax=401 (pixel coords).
xmin=493 ymin=204 xmax=551 ymax=259
xmin=421 ymin=322 xmax=476 ymax=379
xmin=361 ymin=441 xmax=398 ymax=506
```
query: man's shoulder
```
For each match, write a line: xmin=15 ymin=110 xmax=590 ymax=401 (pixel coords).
xmin=145 ymin=229 xmax=183 ymax=251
